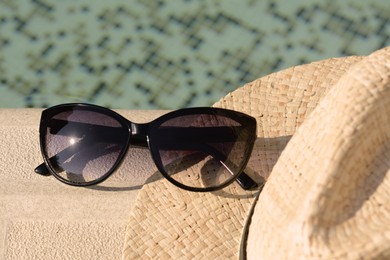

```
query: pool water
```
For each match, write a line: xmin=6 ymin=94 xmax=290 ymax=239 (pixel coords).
xmin=0 ymin=0 xmax=388 ymax=109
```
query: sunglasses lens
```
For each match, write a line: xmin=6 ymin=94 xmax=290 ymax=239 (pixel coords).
xmin=43 ymin=108 xmax=128 ymax=184
xmin=151 ymin=111 xmax=255 ymax=190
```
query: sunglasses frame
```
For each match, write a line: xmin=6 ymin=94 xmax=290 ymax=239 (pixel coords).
xmin=36 ymin=103 xmax=258 ymax=192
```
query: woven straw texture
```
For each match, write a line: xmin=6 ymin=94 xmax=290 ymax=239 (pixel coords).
xmin=122 ymin=55 xmax=365 ymax=259
xmin=214 ymin=55 xmax=362 ymax=181
xmin=247 ymin=46 xmax=390 ymax=259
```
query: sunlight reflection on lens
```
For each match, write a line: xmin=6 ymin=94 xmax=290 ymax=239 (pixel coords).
xmin=69 ymin=137 xmax=76 ymax=145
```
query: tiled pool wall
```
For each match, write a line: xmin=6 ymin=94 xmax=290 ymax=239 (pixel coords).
xmin=0 ymin=0 xmax=388 ymax=109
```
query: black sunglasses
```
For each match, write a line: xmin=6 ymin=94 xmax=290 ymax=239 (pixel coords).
xmin=34 ymin=103 xmax=258 ymax=192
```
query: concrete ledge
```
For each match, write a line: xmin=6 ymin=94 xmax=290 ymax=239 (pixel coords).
xmin=0 ymin=109 xmax=166 ymax=260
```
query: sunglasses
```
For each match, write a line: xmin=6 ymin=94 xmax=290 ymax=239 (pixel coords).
xmin=34 ymin=103 xmax=258 ymax=192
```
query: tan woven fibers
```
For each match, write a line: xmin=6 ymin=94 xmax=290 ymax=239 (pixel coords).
xmin=122 ymin=175 xmax=257 ymax=259
xmin=214 ymin=56 xmax=362 ymax=181
xmin=122 ymin=55 xmax=364 ymax=259
xmin=247 ymin=47 xmax=390 ymax=259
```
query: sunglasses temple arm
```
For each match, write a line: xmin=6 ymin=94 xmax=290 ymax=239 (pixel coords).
xmin=236 ymin=172 xmax=258 ymax=190
xmin=34 ymin=163 xmax=51 ymax=176
xmin=34 ymin=155 xmax=67 ymax=176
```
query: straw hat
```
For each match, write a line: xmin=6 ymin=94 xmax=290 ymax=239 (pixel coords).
xmin=122 ymin=46 xmax=389 ymax=259
xmin=245 ymin=47 xmax=390 ymax=259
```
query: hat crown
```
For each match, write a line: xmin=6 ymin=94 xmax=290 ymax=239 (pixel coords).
xmin=247 ymin=47 xmax=390 ymax=259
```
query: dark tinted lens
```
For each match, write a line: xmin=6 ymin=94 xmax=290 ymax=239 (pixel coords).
xmin=152 ymin=112 xmax=255 ymax=190
xmin=43 ymin=108 xmax=128 ymax=184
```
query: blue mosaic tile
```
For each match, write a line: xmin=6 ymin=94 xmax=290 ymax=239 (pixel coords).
xmin=0 ymin=0 xmax=388 ymax=109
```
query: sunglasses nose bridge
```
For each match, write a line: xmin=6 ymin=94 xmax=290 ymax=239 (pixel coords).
xmin=129 ymin=122 xmax=150 ymax=147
